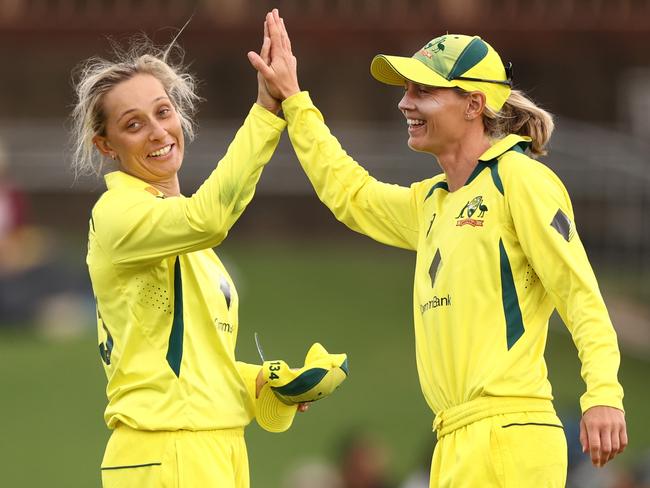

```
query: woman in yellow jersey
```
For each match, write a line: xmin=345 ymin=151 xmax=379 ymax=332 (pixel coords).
xmin=69 ymin=33 xmax=317 ymax=487
xmin=250 ymin=9 xmax=628 ymax=487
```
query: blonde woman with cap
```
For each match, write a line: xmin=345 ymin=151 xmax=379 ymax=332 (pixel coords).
xmin=249 ymin=9 xmax=627 ymax=487
xmin=71 ymin=31 xmax=347 ymax=488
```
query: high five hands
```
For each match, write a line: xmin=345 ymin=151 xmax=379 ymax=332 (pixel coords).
xmin=248 ymin=9 xmax=301 ymax=110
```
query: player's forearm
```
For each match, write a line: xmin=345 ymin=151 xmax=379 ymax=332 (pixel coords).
xmin=282 ymin=91 xmax=419 ymax=249
xmin=194 ymin=103 xmax=286 ymax=234
xmin=283 ymin=92 xmax=373 ymax=220
xmin=566 ymin=288 xmax=625 ymax=412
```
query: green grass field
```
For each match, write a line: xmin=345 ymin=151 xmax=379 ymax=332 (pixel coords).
xmin=1 ymin=240 xmax=648 ymax=487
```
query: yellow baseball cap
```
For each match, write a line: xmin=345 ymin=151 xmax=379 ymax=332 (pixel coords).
xmin=371 ymin=34 xmax=512 ymax=111
xmin=255 ymin=342 xmax=349 ymax=433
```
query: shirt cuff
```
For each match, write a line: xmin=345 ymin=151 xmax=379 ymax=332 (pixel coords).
xmin=250 ymin=103 xmax=287 ymax=132
xmin=580 ymin=395 xmax=625 ymax=414
xmin=281 ymin=91 xmax=314 ymax=123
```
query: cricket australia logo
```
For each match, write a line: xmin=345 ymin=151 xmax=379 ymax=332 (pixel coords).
xmin=456 ymin=196 xmax=488 ymax=227
xmin=419 ymin=36 xmax=447 ymax=59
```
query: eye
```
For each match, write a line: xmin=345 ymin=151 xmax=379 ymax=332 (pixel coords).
xmin=158 ymin=106 xmax=171 ymax=117
xmin=126 ymin=120 xmax=141 ymax=131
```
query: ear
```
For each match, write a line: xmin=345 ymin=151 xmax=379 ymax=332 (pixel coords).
xmin=465 ymin=91 xmax=486 ymax=121
xmin=92 ymin=135 xmax=116 ymax=160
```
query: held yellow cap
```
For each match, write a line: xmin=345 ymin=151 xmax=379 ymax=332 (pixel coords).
xmin=255 ymin=342 xmax=349 ymax=433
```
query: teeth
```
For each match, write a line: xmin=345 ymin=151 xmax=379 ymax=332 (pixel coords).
xmin=407 ymin=119 xmax=425 ymax=126
xmin=149 ymin=145 xmax=172 ymax=157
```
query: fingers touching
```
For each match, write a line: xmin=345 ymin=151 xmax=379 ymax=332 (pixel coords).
xmin=261 ymin=23 xmax=270 ymax=64
xmin=248 ymin=15 xmax=281 ymax=113
xmin=248 ymin=8 xmax=300 ymax=101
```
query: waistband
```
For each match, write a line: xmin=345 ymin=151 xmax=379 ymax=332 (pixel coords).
xmin=113 ymin=423 xmax=245 ymax=438
xmin=433 ymin=396 xmax=555 ymax=439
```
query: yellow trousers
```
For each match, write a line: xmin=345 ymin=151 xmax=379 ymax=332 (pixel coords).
xmin=431 ymin=399 xmax=567 ymax=487
xmin=101 ymin=425 xmax=249 ymax=488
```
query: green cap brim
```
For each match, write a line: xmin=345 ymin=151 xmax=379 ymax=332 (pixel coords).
xmin=371 ymin=55 xmax=454 ymax=88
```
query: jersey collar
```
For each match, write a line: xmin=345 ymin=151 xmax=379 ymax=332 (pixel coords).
xmin=478 ymin=134 xmax=532 ymax=162
xmin=463 ymin=134 xmax=532 ymax=188
xmin=104 ymin=171 xmax=164 ymax=197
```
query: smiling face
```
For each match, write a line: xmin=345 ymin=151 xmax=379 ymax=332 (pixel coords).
xmin=93 ymin=73 xmax=184 ymax=186
xmin=397 ymin=82 xmax=469 ymax=156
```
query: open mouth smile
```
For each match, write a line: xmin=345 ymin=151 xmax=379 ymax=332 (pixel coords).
xmin=407 ymin=118 xmax=426 ymax=133
xmin=148 ymin=144 xmax=174 ymax=158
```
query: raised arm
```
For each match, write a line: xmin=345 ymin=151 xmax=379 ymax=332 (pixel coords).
xmin=248 ymin=9 xmax=419 ymax=250
xmin=93 ymin=104 xmax=286 ymax=267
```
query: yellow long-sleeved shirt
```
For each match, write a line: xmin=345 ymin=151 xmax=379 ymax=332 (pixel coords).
xmin=283 ymin=91 xmax=624 ymax=417
xmin=87 ymin=103 xmax=286 ymax=430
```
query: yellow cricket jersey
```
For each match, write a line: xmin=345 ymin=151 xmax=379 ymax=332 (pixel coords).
xmin=87 ymin=103 xmax=286 ymax=431
xmin=283 ymin=91 xmax=624 ymax=418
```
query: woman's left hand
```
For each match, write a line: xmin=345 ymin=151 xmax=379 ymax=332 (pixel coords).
xmin=580 ymin=405 xmax=628 ymax=467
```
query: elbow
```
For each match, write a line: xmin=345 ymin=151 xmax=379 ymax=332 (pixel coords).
xmin=197 ymin=219 xmax=228 ymax=247
xmin=184 ymin=221 xmax=228 ymax=250
xmin=184 ymin=202 xmax=227 ymax=244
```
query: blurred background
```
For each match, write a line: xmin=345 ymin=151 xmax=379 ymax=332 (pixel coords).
xmin=1 ymin=0 xmax=649 ymax=487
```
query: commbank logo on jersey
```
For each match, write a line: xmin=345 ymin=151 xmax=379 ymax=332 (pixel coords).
xmin=456 ymin=196 xmax=488 ymax=227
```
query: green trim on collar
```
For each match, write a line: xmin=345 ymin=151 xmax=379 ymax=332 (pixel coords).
xmin=462 ymin=160 xmax=504 ymax=195
xmin=489 ymin=163 xmax=504 ymax=195
xmin=478 ymin=134 xmax=531 ymax=162
xmin=464 ymin=161 xmax=490 ymax=187
xmin=424 ymin=180 xmax=449 ymax=200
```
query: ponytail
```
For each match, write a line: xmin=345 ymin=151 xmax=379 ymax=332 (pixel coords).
xmin=483 ymin=90 xmax=554 ymax=157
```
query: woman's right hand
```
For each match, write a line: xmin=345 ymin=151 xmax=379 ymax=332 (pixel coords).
xmin=255 ymin=367 xmax=310 ymax=413
xmin=247 ymin=9 xmax=301 ymax=101
xmin=252 ymin=20 xmax=281 ymax=113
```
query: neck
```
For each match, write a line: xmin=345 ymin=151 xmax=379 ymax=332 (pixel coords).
xmin=120 ymin=167 xmax=181 ymax=197
xmin=151 ymin=177 xmax=181 ymax=197
xmin=435 ymin=131 xmax=492 ymax=192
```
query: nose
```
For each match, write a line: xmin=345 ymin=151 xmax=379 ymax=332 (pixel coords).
xmin=398 ymin=89 xmax=415 ymax=114
xmin=149 ymin=118 xmax=167 ymax=141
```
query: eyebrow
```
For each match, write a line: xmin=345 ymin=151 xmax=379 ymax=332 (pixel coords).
xmin=116 ymin=96 xmax=170 ymax=123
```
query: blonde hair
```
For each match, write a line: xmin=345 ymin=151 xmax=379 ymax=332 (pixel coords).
xmin=70 ymin=36 xmax=200 ymax=178
xmin=482 ymin=90 xmax=554 ymax=157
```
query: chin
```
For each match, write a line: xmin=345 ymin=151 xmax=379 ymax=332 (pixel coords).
xmin=152 ymin=159 xmax=182 ymax=179
xmin=407 ymin=138 xmax=430 ymax=154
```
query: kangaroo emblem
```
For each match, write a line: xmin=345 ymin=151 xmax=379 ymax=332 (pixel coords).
xmin=423 ymin=36 xmax=447 ymax=54
xmin=456 ymin=196 xmax=488 ymax=223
